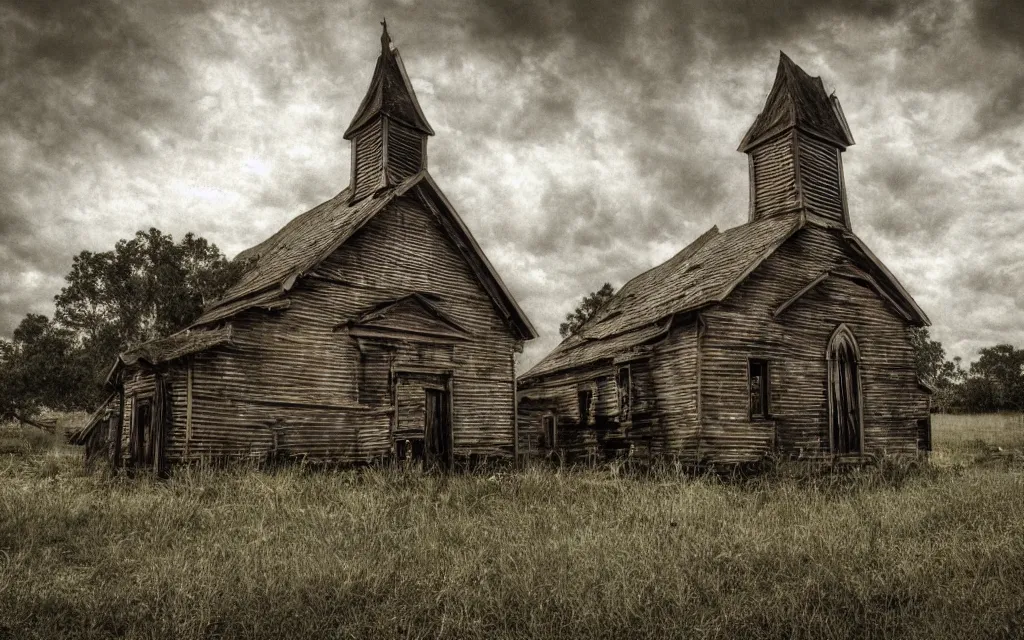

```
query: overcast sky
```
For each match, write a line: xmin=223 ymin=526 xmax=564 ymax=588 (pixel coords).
xmin=1 ymin=0 xmax=1022 ymax=371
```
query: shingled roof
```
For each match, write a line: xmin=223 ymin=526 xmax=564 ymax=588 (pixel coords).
xmin=193 ymin=171 xmax=536 ymax=339
xmin=344 ymin=21 xmax=433 ymax=139
xmin=522 ymin=213 xmax=804 ymax=379
xmin=521 ymin=212 xmax=929 ymax=381
xmin=738 ymin=52 xmax=854 ymax=152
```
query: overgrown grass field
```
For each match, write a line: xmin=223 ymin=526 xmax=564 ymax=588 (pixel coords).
xmin=1 ymin=414 xmax=1022 ymax=639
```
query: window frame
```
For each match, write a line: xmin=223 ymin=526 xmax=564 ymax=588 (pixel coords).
xmin=616 ymin=365 xmax=632 ymax=419
xmin=577 ymin=389 xmax=593 ymax=427
xmin=542 ymin=414 xmax=557 ymax=449
xmin=747 ymin=358 xmax=771 ymax=421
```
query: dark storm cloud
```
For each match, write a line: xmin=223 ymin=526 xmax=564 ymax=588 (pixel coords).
xmin=974 ymin=0 xmax=1024 ymax=50
xmin=2 ymin=0 xmax=1023 ymax=369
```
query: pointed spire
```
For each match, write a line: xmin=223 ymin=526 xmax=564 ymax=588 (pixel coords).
xmin=738 ymin=51 xmax=854 ymax=152
xmin=344 ymin=21 xmax=434 ymax=140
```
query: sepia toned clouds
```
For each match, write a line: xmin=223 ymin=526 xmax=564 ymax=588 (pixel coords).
xmin=1 ymin=0 xmax=1022 ymax=370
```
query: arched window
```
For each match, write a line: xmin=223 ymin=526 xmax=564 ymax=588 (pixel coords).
xmin=827 ymin=324 xmax=863 ymax=455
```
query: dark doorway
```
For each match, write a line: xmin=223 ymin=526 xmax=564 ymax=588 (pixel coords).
xmin=130 ymin=399 xmax=152 ymax=467
xmin=424 ymin=388 xmax=452 ymax=469
xmin=828 ymin=325 xmax=862 ymax=455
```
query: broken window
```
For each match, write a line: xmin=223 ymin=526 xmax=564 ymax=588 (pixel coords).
xmin=577 ymin=389 xmax=592 ymax=427
xmin=617 ymin=366 xmax=632 ymax=419
xmin=542 ymin=414 xmax=557 ymax=449
xmin=749 ymin=359 xmax=770 ymax=420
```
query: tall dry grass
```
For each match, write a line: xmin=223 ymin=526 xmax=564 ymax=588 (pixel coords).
xmin=0 ymin=414 xmax=1021 ymax=639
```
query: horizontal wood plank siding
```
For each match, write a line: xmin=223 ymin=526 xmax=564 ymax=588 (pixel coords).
xmin=752 ymin=133 xmax=798 ymax=219
xmin=647 ymin=321 xmax=699 ymax=457
xmin=386 ymin=120 xmax=424 ymax=185
xmin=352 ymin=119 xmax=384 ymax=202
xmin=698 ymin=227 xmax=928 ymax=462
xmin=797 ymin=132 xmax=845 ymax=224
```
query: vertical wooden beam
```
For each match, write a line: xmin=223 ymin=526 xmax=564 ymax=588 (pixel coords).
xmin=446 ymin=373 xmax=455 ymax=470
xmin=694 ymin=314 xmax=705 ymax=465
xmin=747 ymin=154 xmax=756 ymax=222
xmin=791 ymin=130 xmax=804 ymax=211
xmin=838 ymin=148 xmax=852 ymax=230
xmin=379 ymin=116 xmax=390 ymax=190
xmin=185 ymin=361 xmax=193 ymax=459
xmin=511 ymin=350 xmax=520 ymax=469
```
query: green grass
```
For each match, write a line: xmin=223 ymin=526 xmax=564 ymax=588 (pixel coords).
xmin=0 ymin=414 xmax=1022 ymax=639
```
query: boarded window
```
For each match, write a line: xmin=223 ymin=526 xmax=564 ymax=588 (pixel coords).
xmin=577 ymin=389 xmax=592 ymax=426
xmin=749 ymin=359 xmax=770 ymax=419
xmin=617 ymin=366 xmax=632 ymax=419
xmin=542 ymin=415 xmax=557 ymax=449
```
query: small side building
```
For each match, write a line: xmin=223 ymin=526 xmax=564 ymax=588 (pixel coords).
xmin=517 ymin=53 xmax=933 ymax=465
xmin=77 ymin=24 xmax=536 ymax=471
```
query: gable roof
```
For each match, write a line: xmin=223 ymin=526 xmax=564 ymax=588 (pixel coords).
xmin=342 ymin=293 xmax=472 ymax=341
xmin=522 ymin=213 xmax=804 ymax=380
xmin=521 ymin=214 xmax=928 ymax=381
xmin=344 ymin=23 xmax=434 ymax=139
xmin=194 ymin=171 xmax=536 ymax=340
xmin=739 ymin=52 xmax=855 ymax=152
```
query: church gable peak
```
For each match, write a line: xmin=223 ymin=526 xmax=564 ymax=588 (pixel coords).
xmin=740 ymin=52 xmax=856 ymax=229
xmin=346 ymin=22 xmax=434 ymax=204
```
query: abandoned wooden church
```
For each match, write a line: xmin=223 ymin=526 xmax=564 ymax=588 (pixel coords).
xmin=517 ymin=53 xmax=933 ymax=464
xmin=74 ymin=24 xmax=537 ymax=470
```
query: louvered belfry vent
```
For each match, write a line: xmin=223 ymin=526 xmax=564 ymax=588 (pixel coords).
xmin=344 ymin=22 xmax=434 ymax=204
xmin=739 ymin=52 xmax=855 ymax=228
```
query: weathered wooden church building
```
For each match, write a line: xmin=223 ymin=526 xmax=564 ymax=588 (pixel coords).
xmin=74 ymin=24 xmax=536 ymax=471
xmin=518 ymin=53 xmax=933 ymax=464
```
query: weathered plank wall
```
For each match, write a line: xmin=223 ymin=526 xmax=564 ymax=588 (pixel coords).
xmin=645 ymin=321 xmax=699 ymax=457
xmin=796 ymin=132 xmax=845 ymax=224
xmin=168 ymin=193 xmax=518 ymax=463
xmin=698 ymin=226 xmax=928 ymax=463
xmin=351 ymin=119 xmax=384 ymax=202
xmin=386 ymin=120 xmax=425 ymax=185
xmin=118 ymin=369 xmax=157 ymax=464
xmin=752 ymin=132 xmax=798 ymax=219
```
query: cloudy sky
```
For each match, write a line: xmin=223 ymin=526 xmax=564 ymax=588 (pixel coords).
xmin=1 ymin=0 xmax=1022 ymax=371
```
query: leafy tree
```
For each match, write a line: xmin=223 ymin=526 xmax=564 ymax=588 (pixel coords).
xmin=52 ymin=228 xmax=241 ymax=403
xmin=970 ymin=344 xmax=1024 ymax=411
xmin=2 ymin=228 xmax=239 ymax=423
xmin=0 ymin=314 xmax=88 ymax=426
xmin=910 ymin=328 xmax=947 ymax=384
xmin=559 ymin=283 xmax=616 ymax=338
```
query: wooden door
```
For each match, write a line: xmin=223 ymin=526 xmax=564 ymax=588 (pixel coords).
xmin=424 ymin=389 xmax=452 ymax=470
xmin=828 ymin=325 xmax=862 ymax=455
xmin=130 ymin=399 xmax=151 ymax=467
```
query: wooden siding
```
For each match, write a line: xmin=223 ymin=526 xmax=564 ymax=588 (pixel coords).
xmin=162 ymin=193 xmax=517 ymax=464
xmin=752 ymin=132 xmax=798 ymax=219
xmin=646 ymin=321 xmax=699 ymax=456
xmin=352 ymin=118 xmax=384 ymax=202
xmin=386 ymin=120 xmax=425 ymax=185
xmin=797 ymin=132 xmax=845 ymax=224
xmin=698 ymin=226 xmax=928 ymax=463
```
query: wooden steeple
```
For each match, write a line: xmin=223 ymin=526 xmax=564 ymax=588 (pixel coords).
xmin=345 ymin=21 xmax=435 ymax=204
xmin=739 ymin=52 xmax=856 ymax=228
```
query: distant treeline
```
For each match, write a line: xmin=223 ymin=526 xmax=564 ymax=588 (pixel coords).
xmin=912 ymin=329 xmax=1024 ymax=414
xmin=0 ymin=229 xmax=240 ymax=425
